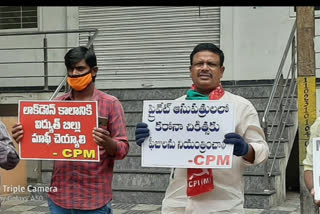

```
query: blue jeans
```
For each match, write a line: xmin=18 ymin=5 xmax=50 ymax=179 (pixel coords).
xmin=48 ymin=198 xmax=113 ymax=214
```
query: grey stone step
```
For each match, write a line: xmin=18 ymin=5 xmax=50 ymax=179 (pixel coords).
xmin=128 ymin=141 xmax=142 ymax=155
xmin=114 ymin=168 xmax=170 ymax=174
xmin=225 ymin=86 xmax=277 ymax=99
xmin=244 ymin=157 xmax=286 ymax=175
xmin=114 ymin=156 xmax=141 ymax=170
xmin=257 ymin=110 xmax=297 ymax=124
xmin=243 ymin=174 xmax=278 ymax=192
xmin=251 ymin=99 xmax=297 ymax=112
xmin=266 ymin=123 xmax=295 ymax=140
xmin=268 ymin=139 xmax=288 ymax=157
xmin=113 ymin=172 xmax=170 ymax=190
xmin=244 ymin=189 xmax=277 ymax=209
xmin=112 ymin=189 xmax=165 ymax=204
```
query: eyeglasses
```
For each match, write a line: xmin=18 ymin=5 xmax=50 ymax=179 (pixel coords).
xmin=192 ymin=62 xmax=218 ymax=69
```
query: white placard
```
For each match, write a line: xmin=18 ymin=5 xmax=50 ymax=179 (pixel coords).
xmin=313 ymin=137 xmax=320 ymax=200
xmin=141 ymin=100 xmax=235 ymax=168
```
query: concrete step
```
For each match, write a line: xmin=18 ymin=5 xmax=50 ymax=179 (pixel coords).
xmin=244 ymin=157 xmax=285 ymax=175
xmin=113 ymin=172 xmax=170 ymax=190
xmin=112 ymin=189 xmax=165 ymax=204
xmin=266 ymin=123 xmax=295 ymax=140
xmin=243 ymin=174 xmax=278 ymax=192
xmin=257 ymin=110 xmax=297 ymax=124
xmin=268 ymin=138 xmax=288 ymax=157
xmin=244 ymin=189 xmax=277 ymax=209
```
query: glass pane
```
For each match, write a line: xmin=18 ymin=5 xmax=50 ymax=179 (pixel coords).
xmin=21 ymin=6 xmax=37 ymax=11
xmin=22 ymin=17 xmax=37 ymax=23
xmin=0 ymin=12 xmax=21 ymax=18
xmin=0 ymin=17 xmax=20 ymax=24
xmin=0 ymin=23 xmax=20 ymax=29
xmin=22 ymin=11 xmax=37 ymax=16
xmin=0 ymin=6 xmax=21 ymax=13
xmin=22 ymin=23 xmax=37 ymax=28
xmin=0 ymin=6 xmax=37 ymax=30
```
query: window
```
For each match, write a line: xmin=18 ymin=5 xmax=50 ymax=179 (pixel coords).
xmin=0 ymin=6 xmax=37 ymax=30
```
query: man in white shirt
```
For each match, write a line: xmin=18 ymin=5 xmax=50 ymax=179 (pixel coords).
xmin=303 ymin=117 xmax=320 ymax=206
xmin=135 ymin=43 xmax=269 ymax=213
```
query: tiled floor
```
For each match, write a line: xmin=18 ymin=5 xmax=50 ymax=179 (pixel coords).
xmin=0 ymin=191 xmax=302 ymax=214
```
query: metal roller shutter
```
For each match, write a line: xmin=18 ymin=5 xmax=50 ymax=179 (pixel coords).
xmin=79 ymin=6 xmax=220 ymax=89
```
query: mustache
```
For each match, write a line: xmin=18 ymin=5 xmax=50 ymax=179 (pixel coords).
xmin=198 ymin=72 xmax=213 ymax=77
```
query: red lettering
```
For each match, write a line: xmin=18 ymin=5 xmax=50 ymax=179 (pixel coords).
xmin=217 ymin=155 xmax=230 ymax=165
xmin=194 ymin=155 xmax=204 ymax=165
xmin=206 ymin=155 xmax=216 ymax=165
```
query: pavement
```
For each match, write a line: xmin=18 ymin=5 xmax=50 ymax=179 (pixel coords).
xmin=0 ymin=191 xmax=302 ymax=214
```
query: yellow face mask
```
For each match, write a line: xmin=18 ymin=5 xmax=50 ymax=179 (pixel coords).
xmin=67 ymin=70 xmax=93 ymax=91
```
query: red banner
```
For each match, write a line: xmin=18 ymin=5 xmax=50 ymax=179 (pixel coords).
xmin=19 ymin=101 xmax=99 ymax=162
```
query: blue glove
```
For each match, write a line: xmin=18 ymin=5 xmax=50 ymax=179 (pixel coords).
xmin=223 ymin=133 xmax=249 ymax=156
xmin=135 ymin=122 xmax=150 ymax=146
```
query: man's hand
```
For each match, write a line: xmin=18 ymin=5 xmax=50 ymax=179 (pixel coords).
xmin=93 ymin=127 xmax=117 ymax=156
xmin=311 ymin=188 xmax=320 ymax=206
xmin=223 ymin=133 xmax=249 ymax=156
xmin=135 ymin=122 xmax=150 ymax=146
xmin=11 ymin=123 xmax=24 ymax=143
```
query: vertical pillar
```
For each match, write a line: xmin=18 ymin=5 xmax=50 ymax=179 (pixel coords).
xmin=296 ymin=6 xmax=318 ymax=214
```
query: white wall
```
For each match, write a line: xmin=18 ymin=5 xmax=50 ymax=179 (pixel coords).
xmin=221 ymin=7 xmax=296 ymax=81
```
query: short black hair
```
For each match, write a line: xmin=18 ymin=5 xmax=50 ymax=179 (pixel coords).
xmin=64 ymin=46 xmax=97 ymax=82
xmin=190 ymin=43 xmax=224 ymax=66
xmin=64 ymin=46 xmax=97 ymax=69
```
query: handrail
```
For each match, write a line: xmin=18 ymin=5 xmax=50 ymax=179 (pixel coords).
xmin=49 ymin=75 xmax=68 ymax=100
xmin=261 ymin=20 xmax=297 ymax=129
xmin=267 ymin=59 xmax=296 ymax=142
xmin=262 ymin=20 xmax=297 ymax=191
xmin=269 ymin=79 xmax=297 ymax=176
